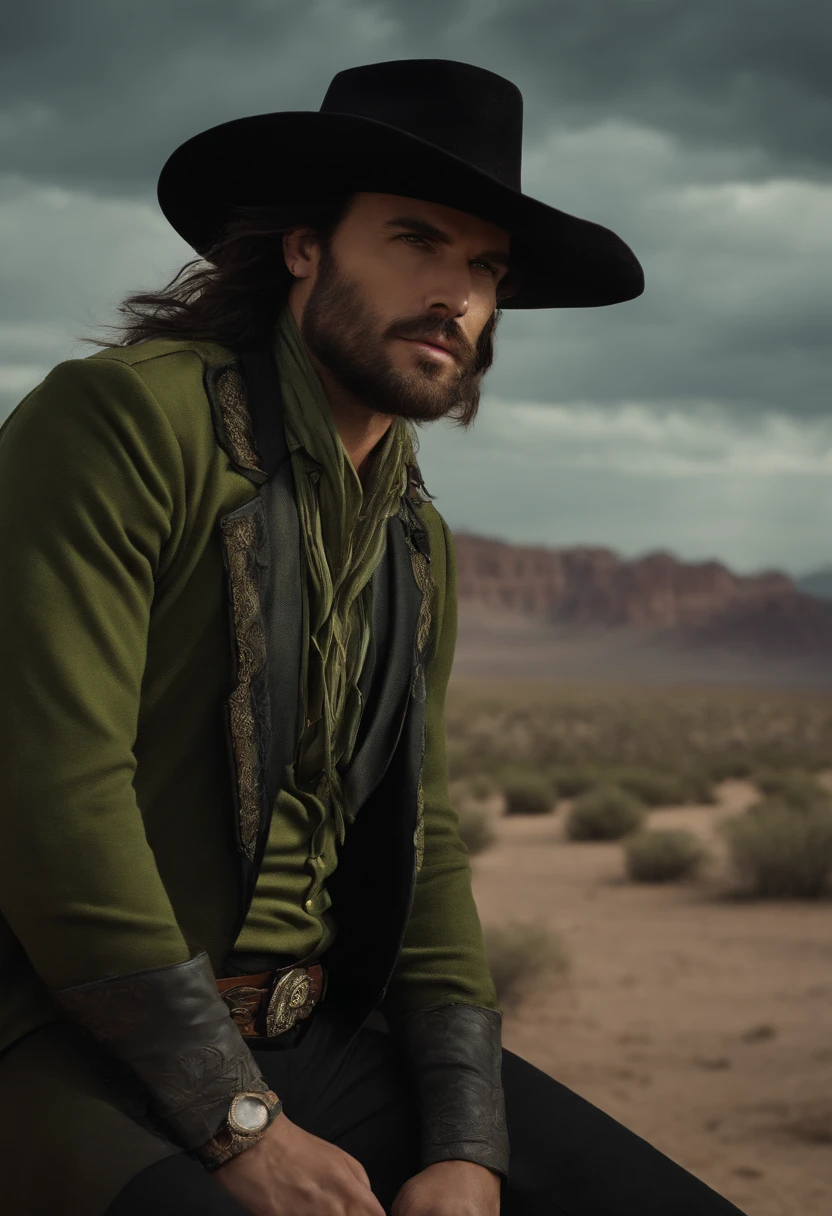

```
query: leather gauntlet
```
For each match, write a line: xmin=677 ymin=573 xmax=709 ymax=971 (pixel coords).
xmin=395 ymin=1003 xmax=510 ymax=1178
xmin=51 ymin=948 xmax=277 ymax=1152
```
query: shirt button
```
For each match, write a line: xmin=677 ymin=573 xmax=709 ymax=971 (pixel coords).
xmin=304 ymin=899 xmax=314 ymax=912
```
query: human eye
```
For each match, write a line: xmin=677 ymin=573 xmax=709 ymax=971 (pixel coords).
xmin=399 ymin=234 xmax=498 ymax=279
xmin=399 ymin=232 xmax=432 ymax=249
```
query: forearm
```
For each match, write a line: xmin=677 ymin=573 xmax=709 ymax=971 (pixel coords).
xmin=394 ymin=1002 xmax=510 ymax=1179
xmin=51 ymin=948 xmax=278 ymax=1155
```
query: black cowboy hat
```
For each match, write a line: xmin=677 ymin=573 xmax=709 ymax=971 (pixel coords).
xmin=157 ymin=58 xmax=644 ymax=310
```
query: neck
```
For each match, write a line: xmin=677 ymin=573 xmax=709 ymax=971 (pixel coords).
xmin=310 ymin=357 xmax=394 ymax=485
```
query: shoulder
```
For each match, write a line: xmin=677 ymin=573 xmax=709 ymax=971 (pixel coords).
xmin=88 ymin=338 xmax=234 ymax=411
xmin=1 ymin=338 xmax=235 ymax=462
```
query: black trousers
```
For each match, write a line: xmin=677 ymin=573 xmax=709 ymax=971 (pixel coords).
xmin=106 ymin=1003 xmax=747 ymax=1216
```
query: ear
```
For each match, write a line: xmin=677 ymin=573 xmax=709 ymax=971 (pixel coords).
xmin=282 ymin=227 xmax=319 ymax=280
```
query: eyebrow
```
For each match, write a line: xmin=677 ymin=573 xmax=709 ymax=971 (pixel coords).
xmin=381 ymin=214 xmax=513 ymax=271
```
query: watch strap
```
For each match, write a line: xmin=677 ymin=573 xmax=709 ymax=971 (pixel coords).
xmin=192 ymin=1088 xmax=284 ymax=1171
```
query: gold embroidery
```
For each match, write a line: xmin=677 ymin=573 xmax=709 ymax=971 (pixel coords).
xmin=215 ymin=364 xmax=264 ymax=474
xmin=414 ymin=776 xmax=425 ymax=873
xmin=402 ymin=517 xmax=435 ymax=877
xmin=221 ymin=513 xmax=266 ymax=861
xmin=409 ymin=547 xmax=433 ymax=661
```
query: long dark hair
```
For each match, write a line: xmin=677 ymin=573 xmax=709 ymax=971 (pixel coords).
xmin=86 ymin=195 xmax=359 ymax=351
xmin=85 ymin=193 xmax=517 ymax=430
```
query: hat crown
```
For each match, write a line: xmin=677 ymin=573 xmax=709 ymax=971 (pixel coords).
xmin=320 ymin=59 xmax=524 ymax=191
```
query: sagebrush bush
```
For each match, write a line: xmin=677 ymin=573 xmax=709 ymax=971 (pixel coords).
xmin=687 ymin=770 xmax=719 ymax=805
xmin=483 ymin=921 xmax=570 ymax=1009
xmin=746 ymin=795 xmax=830 ymax=820
xmin=721 ymin=801 xmax=832 ymax=898
xmin=502 ymin=774 xmax=554 ymax=816
xmin=610 ymin=768 xmax=715 ymax=807
xmin=466 ymin=772 xmax=496 ymax=801
xmin=547 ymin=765 xmax=603 ymax=799
xmin=701 ymin=754 xmax=752 ymax=781
xmin=624 ymin=828 xmax=705 ymax=882
xmin=456 ymin=806 xmax=496 ymax=856
xmin=565 ymin=785 xmax=647 ymax=841
xmin=445 ymin=686 xmax=832 ymax=782
xmin=752 ymin=769 xmax=827 ymax=812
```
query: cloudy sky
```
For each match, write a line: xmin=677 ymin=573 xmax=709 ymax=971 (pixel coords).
xmin=2 ymin=0 xmax=831 ymax=576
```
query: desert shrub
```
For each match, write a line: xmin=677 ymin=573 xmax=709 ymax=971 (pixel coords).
xmin=483 ymin=921 xmax=570 ymax=1010
xmin=456 ymin=806 xmax=496 ymax=856
xmin=721 ymin=801 xmax=832 ymax=898
xmin=612 ymin=765 xmax=717 ymax=807
xmin=752 ymin=769 xmax=827 ymax=812
xmin=702 ymin=753 xmax=756 ymax=782
xmin=447 ymin=738 xmax=478 ymax=782
xmin=679 ymin=768 xmax=719 ymax=804
xmin=502 ymin=774 xmax=554 ymax=816
xmin=612 ymin=766 xmax=687 ymax=806
xmin=565 ymin=785 xmax=647 ymax=841
xmin=547 ymin=765 xmax=604 ymax=799
xmin=466 ymin=772 xmax=496 ymax=801
xmin=624 ymin=828 xmax=705 ymax=883
xmin=746 ymin=794 xmax=832 ymax=820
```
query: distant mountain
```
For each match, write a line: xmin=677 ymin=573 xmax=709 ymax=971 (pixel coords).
xmin=450 ymin=533 xmax=832 ymax=683
xmin=797 ymin=567 xmax=832 ymax=601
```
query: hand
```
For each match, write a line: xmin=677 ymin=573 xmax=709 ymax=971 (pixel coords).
xmin=391 ymin=1159 xmax=502 ymax=1216
xmin=211 ymin=1110 xmax=387 ymax=1216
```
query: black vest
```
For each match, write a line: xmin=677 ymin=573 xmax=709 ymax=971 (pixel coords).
xmin=205 ymin=348 xmax=434 ymax=1023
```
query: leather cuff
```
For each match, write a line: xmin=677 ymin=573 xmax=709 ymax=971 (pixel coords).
xmin=52 ymin=949 xmax=272 ymax=1151
xmin=395 ymin=1003 xmax=510 ymax=1178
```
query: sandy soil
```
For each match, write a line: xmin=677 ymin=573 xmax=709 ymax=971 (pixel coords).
xmin=470 ymin=780 xmax=832 ymax=1216
xmin=453 ymin=602 xmax=832 ymax=687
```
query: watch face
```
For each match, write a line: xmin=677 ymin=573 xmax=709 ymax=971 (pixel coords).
xmin=229 ymin=1093 xmax=270 ymax=1134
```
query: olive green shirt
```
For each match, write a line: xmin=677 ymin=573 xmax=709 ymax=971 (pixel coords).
xmin=230 ymin=307 xmax=415 ymax=965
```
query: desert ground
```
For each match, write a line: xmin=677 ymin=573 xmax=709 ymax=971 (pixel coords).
xmin=470 ymin=778 xmax=832 ymax=1216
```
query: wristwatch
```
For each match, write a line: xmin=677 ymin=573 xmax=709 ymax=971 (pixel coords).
xmin=192 ymin=1088 xmax=283 ymax=1171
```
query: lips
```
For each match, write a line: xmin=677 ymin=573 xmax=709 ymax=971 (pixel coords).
xmin=403 ymin=337 xmax=458 ymax=360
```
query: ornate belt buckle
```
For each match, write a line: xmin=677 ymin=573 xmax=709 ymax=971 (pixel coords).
xmin=265 ymin=967 xmax=316 ymax=1037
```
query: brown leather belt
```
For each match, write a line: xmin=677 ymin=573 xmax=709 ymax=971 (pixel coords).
xmin=216 ymin=962 xmax=326 ymax=1039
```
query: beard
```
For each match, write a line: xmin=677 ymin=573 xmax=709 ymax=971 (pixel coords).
xmin=298 ymin=239 xmax=498 ymax=428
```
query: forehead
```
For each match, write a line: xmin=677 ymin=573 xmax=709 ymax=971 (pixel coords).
xmin=347 ymin=191 xmax=511 ymax=251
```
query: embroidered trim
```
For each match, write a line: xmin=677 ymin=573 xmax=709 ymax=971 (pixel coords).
xmin=206 ymin=360 xmax=266 ymax=482
xmin=399 ymin=503 xmax=435 ymax=879
xmin=409 ymin=547 xmax=433 ymax=660
xmin=221 ymin=512 xmax=267 ymax=861
xmin=414 ymin=775 xmax=425 ymax=873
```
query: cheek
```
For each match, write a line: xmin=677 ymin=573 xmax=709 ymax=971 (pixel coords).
xmin=472 ymin=304 xmax=497 ymax=346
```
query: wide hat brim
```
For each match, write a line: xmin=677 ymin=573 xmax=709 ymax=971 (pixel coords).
xmin=157 ymin=110 xmax=645 ymax=310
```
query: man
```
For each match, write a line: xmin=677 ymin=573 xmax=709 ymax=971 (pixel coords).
xmin=0 ymin=59 xmax=746 ymax=1216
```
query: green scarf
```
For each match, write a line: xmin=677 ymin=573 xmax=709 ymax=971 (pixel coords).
xmin=272 ymin=303 xmax=414 ymax=844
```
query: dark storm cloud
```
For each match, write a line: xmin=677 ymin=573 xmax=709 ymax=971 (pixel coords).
xmin=2 ymin=0 xmax=830 ymax=194
xmin=1 ymin=0 xmax=831 ymax=573
xmin=392 ymin=0 xmax=832 ymax=176
xmin=0 ymin=0 xmax=343 ymax=193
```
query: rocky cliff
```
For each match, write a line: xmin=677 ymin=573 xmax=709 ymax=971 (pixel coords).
xmin=452 ymin=532 xmax=832 ymax=658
